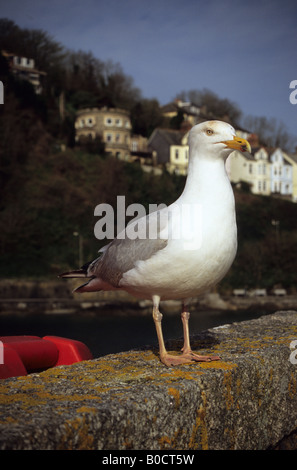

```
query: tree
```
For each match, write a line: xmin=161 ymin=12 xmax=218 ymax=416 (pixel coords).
xmin=243 ymin=115 xmax=296 ymax=151
xmin=63 ymin=50 xmax=104 ymax=95
xmin=98 ymin=60 xmax=141 ymax=109
xmin=169 ymin=109 xmax=184 ymax=130
xmin=175 ymin=88 xmax=242 ymax=125
xmin=131 ymin=99 xmax=164 ymax=136
xmin=0 ymin=18 xmax=65 ymax=77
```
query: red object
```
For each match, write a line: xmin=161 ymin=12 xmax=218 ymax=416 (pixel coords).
xmin=0 ymin=335 xmax=93 ymax=379
xmin=43 ymin=336 xmax=93 ymax=366
xmin=1 ymin=336 xmax=58 ymax=371
xmin=0 ymin=345 xmax=27 ymax=379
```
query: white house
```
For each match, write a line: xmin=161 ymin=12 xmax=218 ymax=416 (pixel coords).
xmin=168 ymin=132 xmax=189 ymax=175
xmin=227 ymin=146 xmax=271 ymax=196
xmin=270 ymin=148 xmax=293 ymax=196
xmin=252 ymin=147 xmax=271 ymax=196
xmin=283 ymin=152 xmax=297 ymax=202
xmin=2 ymin=50 xmax=46 ymax=94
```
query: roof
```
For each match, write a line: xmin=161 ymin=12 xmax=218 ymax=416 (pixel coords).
xmin=12 ymin=64 xmax=47 ymax=75
xmin=2 ymin=50 xmax=47 ymax=76
xmin=148 ymin=128 xmax=187 ymax=164
xmin=284 ymin=152 xmax=297 ymax=165
xmin=149 ymin=128 xmax=186 ymax=146
xmin=160 ymin=103 xmax=178 ymax=114
xmin=161 ymin=101 xmax=201 ymax=117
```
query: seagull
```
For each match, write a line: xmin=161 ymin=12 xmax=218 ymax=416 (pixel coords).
xmin=60 ymin=120 xmax=251 ymax=366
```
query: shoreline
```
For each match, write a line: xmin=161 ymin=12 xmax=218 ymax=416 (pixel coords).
xmin=0 ymin=293 xmax=296 ymax=316
xmin=1 ymin=278 xmax=296 ymax=315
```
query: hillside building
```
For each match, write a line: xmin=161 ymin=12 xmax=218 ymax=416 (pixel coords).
xmin=75 ymin=107 xmax=132 ymax=160
xmin=2 ymin=50 xmax=46 ymax=94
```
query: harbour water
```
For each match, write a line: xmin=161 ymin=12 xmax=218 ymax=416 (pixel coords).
xmin=0 ymin=306 xmax=269 ymax=359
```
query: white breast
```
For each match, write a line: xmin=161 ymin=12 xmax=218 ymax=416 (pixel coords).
xmin=120 ymin=156 xmax=237 ymax=300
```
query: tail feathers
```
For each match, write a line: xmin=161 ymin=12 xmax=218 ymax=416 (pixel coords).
xmin=59 ymin=268 xmax=88 ymax=279
xmin=59 ymin=260 xmax=105 ymax=293
xmin=59 ymin=260 xmax=93 ymax=279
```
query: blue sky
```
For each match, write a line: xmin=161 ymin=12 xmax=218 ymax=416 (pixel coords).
xmin=1 ymin=0 xmax=297 ymax=142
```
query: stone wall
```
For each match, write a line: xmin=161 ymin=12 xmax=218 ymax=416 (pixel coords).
xmin=1 ymin=311 xmax=297 ymax=450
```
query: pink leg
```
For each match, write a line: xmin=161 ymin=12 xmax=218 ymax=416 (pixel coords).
xmin=180 ymin=310 xmax=220 ymax=362
xmin=152 ymin=297 xmax=220 ymax=367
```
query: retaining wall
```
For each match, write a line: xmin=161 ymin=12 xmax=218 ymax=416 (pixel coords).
xmin=1 ymin=310 xmax=297 ymax=450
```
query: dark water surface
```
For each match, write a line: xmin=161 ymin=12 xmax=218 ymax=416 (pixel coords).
xmin=0 ymin=307 xmax=267 ymax=359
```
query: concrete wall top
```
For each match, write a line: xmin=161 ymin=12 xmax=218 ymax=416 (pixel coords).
xmin=1 ymin=310 xmax=297 ymax=450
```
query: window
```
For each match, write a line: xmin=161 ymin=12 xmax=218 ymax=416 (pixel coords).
xmin=106 ymin=134 xmax=112 ymax=142
xmin=185 ymin=149 xmax=188 ymax=160
xmin=106 ymin=118 xmax=113 ymax=126
xmin=175 ymin=149 xmax=179 ymax=160
xmin=115 ymin=134 xmax=120 ymax=142
xmin=258 ymin=181 xmax=262 ymax=191
xmin=115 ymin=118 xmax=122 ymax=126
xmin=131 ymin=141 xmax=138 ymax=151
xmin=249 ymin=163 xmax=253 ymax=174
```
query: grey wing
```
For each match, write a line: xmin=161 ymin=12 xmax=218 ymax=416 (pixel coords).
xmin=89 ymin=210 xmax=169 ymax=287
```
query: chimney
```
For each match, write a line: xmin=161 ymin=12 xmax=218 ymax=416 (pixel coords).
xmin=248 ymin=133 xmax=259 ymax=147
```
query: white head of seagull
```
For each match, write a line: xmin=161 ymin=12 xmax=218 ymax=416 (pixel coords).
xmin=180 ymin=120 xmax=251 ymax=203
xmin=188 ymin=120 xmax=251 ymax=162
xmin=59 ymin=120 xmax=251 ymax=367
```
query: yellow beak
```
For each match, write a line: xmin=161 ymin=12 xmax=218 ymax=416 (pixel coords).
xmin=222 ymin=136 xmax=251 ymax=154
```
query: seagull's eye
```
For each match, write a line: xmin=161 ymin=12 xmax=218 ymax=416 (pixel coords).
xmin=206 ymin=129 xmax=214 ymax=136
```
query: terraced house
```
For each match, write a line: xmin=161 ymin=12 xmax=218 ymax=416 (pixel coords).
xmin=226 ymin=146 xmax=271 ymax=196
xmin=226 ymin=146 xmax=297 ymax=201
